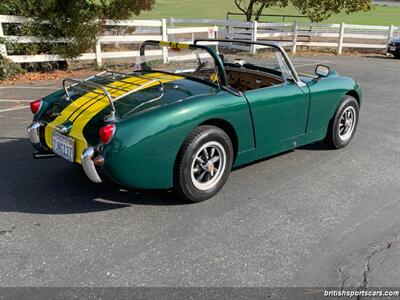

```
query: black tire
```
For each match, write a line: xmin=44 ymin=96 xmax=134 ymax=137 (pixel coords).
xmin=325 ymin=95 xmax=359 ymax=149
xmin=174 ymin=125 xmax=234 ymax=203
xmin=394 ymin=53 xmax=400 ymax=59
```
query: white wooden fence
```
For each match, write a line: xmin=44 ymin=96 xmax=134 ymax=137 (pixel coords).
xmin=0 ymin=14 xmax=399 ymax=66
xmin=0 ymin=15 xmax=218 ymax=66
xmin=170 ymin=18 xmax=400 ymax=55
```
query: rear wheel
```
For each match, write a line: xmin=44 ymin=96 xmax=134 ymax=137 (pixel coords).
xmin=174 ymin=126 xmax=233 ymax=203
xmin=325 ymin=95 xmax=359 ymax=149
xmin=394 ymin=53 xmax=400 ymax=59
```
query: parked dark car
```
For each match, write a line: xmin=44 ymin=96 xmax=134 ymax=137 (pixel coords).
xmin=388 ymin=38 xmax=400 ymax=59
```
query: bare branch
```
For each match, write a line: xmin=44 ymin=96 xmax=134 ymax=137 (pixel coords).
xmin=234 ymin=0 xmax=248 ymax=15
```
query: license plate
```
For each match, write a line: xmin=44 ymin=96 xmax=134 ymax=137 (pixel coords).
xmin=52 ymin=131 xmax=75 ymax=162
xmin=390 ymin=46 xmax=396 ymax=51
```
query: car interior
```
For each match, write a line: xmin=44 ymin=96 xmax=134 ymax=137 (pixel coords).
xmin=224 ymin=65 xmax=285 ymax=92
xmin=190 ymin=62 xmax=285 ymax=92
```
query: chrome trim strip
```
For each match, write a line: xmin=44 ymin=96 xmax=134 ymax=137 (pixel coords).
xmin=81 ymin=147 xmax=102 ymax=183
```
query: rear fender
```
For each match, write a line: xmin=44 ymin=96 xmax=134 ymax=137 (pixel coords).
xmin=101 ymin=93 xmax=254 ymax=189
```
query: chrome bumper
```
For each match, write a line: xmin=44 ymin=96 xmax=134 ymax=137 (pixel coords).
xmin=28 ymin=122 xmax=102 ymax=183
xmin=27 ymin=122 xmax=45 ymax=151
xmin=81 ymin=147 xmax=102 ymax=183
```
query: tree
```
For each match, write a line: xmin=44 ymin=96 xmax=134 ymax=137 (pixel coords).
xmin=234 ymin=0 xmax=287 ymax=22
xmin=0 ymin=0 xmax=155 ymax=59
xmin=233 ymin=0 xmax=372 ymax=22
xmin=292 ymin=0 xmax=372 ymax=22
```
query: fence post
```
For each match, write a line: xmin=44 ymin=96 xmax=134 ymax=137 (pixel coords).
xmin=338 ymin=23 xmax=345 ymax=55
xmin=251 ymin=21 xmax=258 ymax=54
xmin=226 ymin=19 xmax=232 ymax=39
xmin=387 ymin=25 xmax=394 ymax=46
xmin=0 ymin=22 xmax=7 ymax=57
xmin=169 ymin=17 xmax=174 ymax=28
xmin=161 ymin=18 xmax=168 ymax=63
xmin=292 ymin=21 xmax=298 ymax=54
xmin=213 ymin=25 xmax=219 ymax=39
xmin=95 ymin=39 xmax=102 ymax=67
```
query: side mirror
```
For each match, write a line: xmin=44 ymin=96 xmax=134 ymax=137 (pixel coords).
xmin=315 ymin=65 xmax=330 ymax=78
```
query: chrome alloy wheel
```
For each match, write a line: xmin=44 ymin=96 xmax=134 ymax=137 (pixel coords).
xmin=190 ymin=141 xmax=227 ymax=191
xmin=338 ymin=106 xmax=356 ymax=141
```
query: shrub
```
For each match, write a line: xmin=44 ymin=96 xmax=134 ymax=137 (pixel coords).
xmin=0 ymin=55 xmax=25 ymax=80
xmin=0 ymin=0 xmax=155 ymax=59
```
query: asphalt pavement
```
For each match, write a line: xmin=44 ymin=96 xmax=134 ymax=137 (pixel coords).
xmin=0 ymin=55 xmax=399 ymax=289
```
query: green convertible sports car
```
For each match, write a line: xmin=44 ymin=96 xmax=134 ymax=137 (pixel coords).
xmin=28 ymin=39 xmax=361 ymax=202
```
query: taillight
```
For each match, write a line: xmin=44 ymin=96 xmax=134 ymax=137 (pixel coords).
xmin=99 ymin=124 xmax=116 ymax=144
xmin=30 ymin=99 xmax=43 ymax=114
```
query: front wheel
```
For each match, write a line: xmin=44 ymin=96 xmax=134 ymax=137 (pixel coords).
xmin=325 ymin=95 xmax=359 ymax=149
xmin=174 ymin=126 xmax=233 ymax=203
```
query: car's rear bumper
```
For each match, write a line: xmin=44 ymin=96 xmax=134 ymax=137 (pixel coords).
xmin=388 ymin=49 xmax=400 ymax=55
xmin=387 ymin=45 xmax=400 ymax=55
xmin=28 ymin=122 xmax=103 ymax=183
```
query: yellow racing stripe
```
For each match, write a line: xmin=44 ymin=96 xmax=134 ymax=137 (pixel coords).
xmin=159 ymin=41 xmax=190 ymax=49
xmin=45 ymin=73 xmax=183 ymax=164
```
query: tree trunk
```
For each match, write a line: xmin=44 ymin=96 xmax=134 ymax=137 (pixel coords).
xmin=255 ymin=3 xmax=268 ymax=22
xmin=246 ymin=1 xmax=254 ymax=21
xmin=246 ymin=13 xmax=252 ymax=21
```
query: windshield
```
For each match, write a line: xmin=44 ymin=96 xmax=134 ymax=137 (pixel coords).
xmin=138 ymin=40 xmax=297 ymax=92
xmin=196 ymin=40 xmax=294 ymax=82
xmin=137 ymin=41 xmax=222 ymax=87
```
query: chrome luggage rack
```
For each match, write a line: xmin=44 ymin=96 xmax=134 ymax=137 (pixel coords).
xmin=62 ymin=70 xmax=164 ymax=121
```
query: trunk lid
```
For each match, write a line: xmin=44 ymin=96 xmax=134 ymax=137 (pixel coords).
xmin=43 ymin=72 xmax=218 ymax=163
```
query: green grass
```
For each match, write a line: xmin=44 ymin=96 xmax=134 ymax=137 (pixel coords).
xmin=137 ymin=1 xmax=400 ymax=26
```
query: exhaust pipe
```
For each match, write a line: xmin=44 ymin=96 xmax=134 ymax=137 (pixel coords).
xmin=33 ymin=152 xmax=57 ymax=159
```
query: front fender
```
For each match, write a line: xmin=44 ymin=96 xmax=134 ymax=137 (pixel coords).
xmin=306 ymin=75 xmax=362 ymax=139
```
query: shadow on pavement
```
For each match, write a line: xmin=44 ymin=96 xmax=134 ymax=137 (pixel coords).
xmin=0 ymin=138 xmax=333 ymax=215
xmin=0 ymin=138 xmax=185 ymax=215
xmin=298 ymin=140 xmax=331 ymax=151
xmin=233 ymin=140 xmax=331 ymax=172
